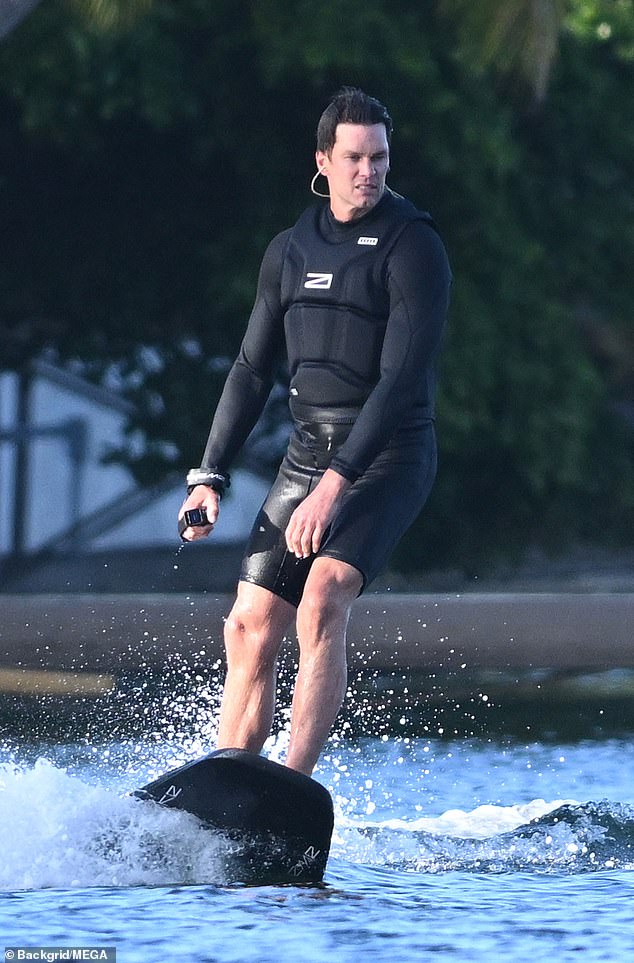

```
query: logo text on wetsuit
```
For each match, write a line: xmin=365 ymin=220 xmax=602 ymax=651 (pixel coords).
xmin=357 ymin=236 xmax=378 ymax=246
xmin=304 ymin=272 xmax=333 ymax=289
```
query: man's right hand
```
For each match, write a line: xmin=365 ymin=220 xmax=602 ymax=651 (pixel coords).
xmin=178 ymin=485 xmax=220 ymax=541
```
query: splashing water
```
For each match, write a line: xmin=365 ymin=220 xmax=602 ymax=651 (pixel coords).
xmin=1 ymin=630 xmax=633 ymax=896
xmin=0 ymin=757 xmax=234 ymax=890
xmin=332 ymin=799 xmax=634 ymax=875
xmin=0 ymin=744 xmax=632 ymax=893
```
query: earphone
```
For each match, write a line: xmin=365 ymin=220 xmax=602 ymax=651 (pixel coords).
xmin=310 ymin=168 xmax=330 ymax=197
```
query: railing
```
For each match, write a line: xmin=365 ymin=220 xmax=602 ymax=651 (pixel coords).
xmin=0 ymin=362 xmax=148 ymax=576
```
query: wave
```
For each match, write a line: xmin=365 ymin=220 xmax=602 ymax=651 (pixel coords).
xmin=0 ymin=758 xmax=231 ymax=890
xmin=334 ymin=799 xmax=634 ymax=874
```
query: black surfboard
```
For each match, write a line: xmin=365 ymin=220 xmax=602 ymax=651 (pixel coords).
xmin=134 ymin=748 xmax=334 ymax=885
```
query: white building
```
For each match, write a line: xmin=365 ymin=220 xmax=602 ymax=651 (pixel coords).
xmin=0 ymin=360 xmax=269 ymax=590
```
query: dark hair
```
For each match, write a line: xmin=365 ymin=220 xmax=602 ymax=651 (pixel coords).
xmin=316 ymin=87 xmax=393 ymax=155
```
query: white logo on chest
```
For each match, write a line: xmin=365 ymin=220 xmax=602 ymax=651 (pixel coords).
xmin=357 ymin=236 xmax=379 ymax=246
xmin=304 ymin=272 xmax=333 ymax=289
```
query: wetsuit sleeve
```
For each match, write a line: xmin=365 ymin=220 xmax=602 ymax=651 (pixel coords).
xmin=329 ymin=220 xmax=451 ymax=481
xmin=199 ymin=231 xmax=289 ymax=473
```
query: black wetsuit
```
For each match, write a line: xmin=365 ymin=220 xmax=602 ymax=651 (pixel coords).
xmin=201 ymin=189 xmax=451 ymax=605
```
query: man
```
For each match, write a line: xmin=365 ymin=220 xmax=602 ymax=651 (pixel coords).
xmin=180 ymin=87 xmax=451 ymax=775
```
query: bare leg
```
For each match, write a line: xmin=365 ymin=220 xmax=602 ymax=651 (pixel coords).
xmin=285 ymin=557 xmax=362 ymax=775
xmin=217 ymin=581 xmax=295 ymax=753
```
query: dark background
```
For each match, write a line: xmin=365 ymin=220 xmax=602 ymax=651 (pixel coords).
xmin=1 ymin=0 xmax=632 ymax=579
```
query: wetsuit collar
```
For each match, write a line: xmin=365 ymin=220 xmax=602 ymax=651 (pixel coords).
xmin=324 ymin=189 xmax=391 ymax=235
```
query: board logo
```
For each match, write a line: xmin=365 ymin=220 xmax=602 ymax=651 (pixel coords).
xmin=157 ymin=784 xmax=183 ymax=805
xmin=304 ymin=272 xmax=333 ymax=289
xmin=289 ymin=845 xmax=321 ymax=877
xmin=357 ymin=236 xmax=379 ymax=246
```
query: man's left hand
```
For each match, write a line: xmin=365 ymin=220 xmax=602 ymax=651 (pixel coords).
xmin=285 ymin=469 xmax=351 ymax=558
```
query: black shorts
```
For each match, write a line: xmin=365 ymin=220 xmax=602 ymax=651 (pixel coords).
xmin=239 ymin=420 xmax=437 ymax=607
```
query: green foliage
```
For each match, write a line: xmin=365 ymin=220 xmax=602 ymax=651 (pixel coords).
xmin=439 ymin=0 xmax=567 ymax=103
xmin=0 ymin=0 xmax=632 ymax=572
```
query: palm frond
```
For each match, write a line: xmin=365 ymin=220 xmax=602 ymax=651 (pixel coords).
xmin=67 ymin=0 xmax=155 ymax=31
xmin=440 ymin=0 xmax=567 ymax=102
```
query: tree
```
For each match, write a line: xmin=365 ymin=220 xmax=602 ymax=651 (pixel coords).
xmin=0 ymin=0 xmax=632 ymax=572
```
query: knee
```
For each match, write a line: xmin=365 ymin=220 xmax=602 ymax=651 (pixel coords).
xmin=224 ymin=604 xmax=278 ymax=668
xmin=297 ymin=566 xmax=358 ymax=638
xmin=297 ymin=583 xmax=338 ymax=632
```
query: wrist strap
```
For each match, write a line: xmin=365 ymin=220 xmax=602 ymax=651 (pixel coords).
xmin=186 ymin=468 xmax=230 ymax=497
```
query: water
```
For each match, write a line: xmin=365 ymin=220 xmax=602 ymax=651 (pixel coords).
xmin=1 ymin=669 xmax=633 ymax=962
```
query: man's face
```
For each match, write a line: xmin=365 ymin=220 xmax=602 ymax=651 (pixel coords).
xmin=316 ymin=123 xmax=390 ymax=222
